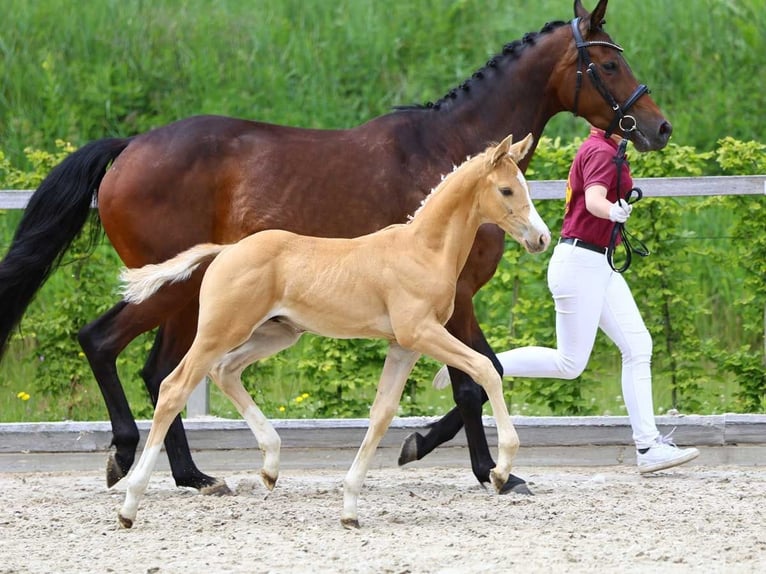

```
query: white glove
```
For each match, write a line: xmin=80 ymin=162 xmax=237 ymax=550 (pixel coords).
xmin=608 ymin=199 xmax=633 ymax=223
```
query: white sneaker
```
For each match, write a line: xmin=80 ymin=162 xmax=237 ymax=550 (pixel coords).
xmin=637 ymin=431 xmax=699 ymax=473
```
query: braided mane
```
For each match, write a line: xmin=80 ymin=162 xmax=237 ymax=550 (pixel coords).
xmin=394 ymin=20 xmax=567 ymax=112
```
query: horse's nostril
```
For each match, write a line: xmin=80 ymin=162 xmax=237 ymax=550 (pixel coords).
xmin=660 ymin=121 xmax=673 ymax=137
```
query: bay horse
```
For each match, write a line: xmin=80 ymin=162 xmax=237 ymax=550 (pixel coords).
xmin=0 ymin=0 xmax=671 ymax=495
xmin=117 ymin=134 xmax=547 ymax=529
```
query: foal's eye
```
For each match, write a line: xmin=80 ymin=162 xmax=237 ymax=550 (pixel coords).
xmin=499 ymin=187 xmax=513 ymax=197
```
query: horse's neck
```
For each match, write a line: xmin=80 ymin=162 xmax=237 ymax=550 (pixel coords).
xmin=406 ymin=169 xmax=483 ymax=275
xmin=415 ymin=33 xmax=564 ymax=170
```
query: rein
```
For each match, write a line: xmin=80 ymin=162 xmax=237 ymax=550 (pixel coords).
xmin=606 ymin=138 xmax=650 ymax=273
xmin=570 ymin=18 xmax=649 ymax=138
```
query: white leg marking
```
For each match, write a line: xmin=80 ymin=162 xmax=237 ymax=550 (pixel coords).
xmin=119 ymin=444 xmax=162 ymax=526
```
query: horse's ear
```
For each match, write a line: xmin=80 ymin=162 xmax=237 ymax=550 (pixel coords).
xmin=573 ymin=0 xmax=588 ymax=19
xmin=508 ymin=133 xmax=534 ymax=164
xmin=589 ymin=0 xmax=608 ymax=31
xmin=491 ymin=134 xmax=514 ymax=165
xmin=574 ymin=0 xmax=608 ymax=32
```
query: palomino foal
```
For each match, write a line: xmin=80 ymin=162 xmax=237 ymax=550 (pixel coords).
xmin=117 ymin=133 xmax=550 ymax=529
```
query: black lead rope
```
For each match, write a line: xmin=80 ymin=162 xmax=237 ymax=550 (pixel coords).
xmin=606 ymin=139 xmax=650 ymax=273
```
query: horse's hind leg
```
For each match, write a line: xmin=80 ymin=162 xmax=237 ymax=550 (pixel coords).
xmin=140 ymin=304 xmax=230 ymax=495
xmin=342 ymin=343 xmax=420 ymax=529
xmin=209 ymin=320 xmax=303 ymax=490
xmin=78 ymin=301 xmax=154 ymax=487
xmin=79 ymin=292 xmax=226 ymax=494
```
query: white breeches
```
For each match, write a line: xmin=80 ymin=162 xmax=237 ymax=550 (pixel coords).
xmin=497 ymin=242 xmax=659 ymax=448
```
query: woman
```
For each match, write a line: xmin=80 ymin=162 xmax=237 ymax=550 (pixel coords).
xmin=438 ymin=126 xmax=699 ymax=473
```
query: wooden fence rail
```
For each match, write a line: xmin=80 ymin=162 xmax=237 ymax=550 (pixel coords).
xmin=2 ymin=175 xmax=765 ymax=416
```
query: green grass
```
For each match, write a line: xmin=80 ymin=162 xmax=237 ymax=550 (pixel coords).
xmin=2 ymin=0 xmax=764 ymax=164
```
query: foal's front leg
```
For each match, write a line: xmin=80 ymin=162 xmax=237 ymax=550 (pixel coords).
xmin=341 ymin=343 xmax=420 ymax=529
xmin=403 ymin=321 xmax=519 ymax=493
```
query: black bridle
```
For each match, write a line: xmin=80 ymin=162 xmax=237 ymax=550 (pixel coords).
xmin=570 ymin=18 xmax=649 ymax=138
xmin=571 ymin=17 xmax=651 ymax=272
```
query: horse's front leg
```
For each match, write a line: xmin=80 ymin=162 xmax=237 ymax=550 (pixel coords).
xmin=342 ymin=343 xmax=420 ymax=529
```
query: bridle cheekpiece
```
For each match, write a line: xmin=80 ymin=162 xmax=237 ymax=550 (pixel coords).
xmin=570 ymin=17 xmax=649 ymax=138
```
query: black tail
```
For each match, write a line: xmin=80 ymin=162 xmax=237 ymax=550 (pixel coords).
xmin=0 ymin=137 xmax=131 ymax=357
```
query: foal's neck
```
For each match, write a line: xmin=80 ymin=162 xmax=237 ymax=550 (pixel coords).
xmin=407 ymin=166 xmax=485 ymax=274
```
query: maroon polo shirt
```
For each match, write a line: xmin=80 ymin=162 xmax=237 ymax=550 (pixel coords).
xmin=561 ymin=129 xmax=633 ymax=248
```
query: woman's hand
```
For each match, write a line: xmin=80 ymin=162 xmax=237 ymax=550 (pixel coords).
xmin=608 ymin=199 xmax=633 ymax=223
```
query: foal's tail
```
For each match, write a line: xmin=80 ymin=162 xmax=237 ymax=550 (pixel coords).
xmin=0 ymin=137 xmax=131 ymax=358
xmin=119 ymin=243 xmax=226 ymax=305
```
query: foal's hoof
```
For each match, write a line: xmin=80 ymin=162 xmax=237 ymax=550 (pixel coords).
xmin=397 ymin=432 xmax=423 ymax=466
xmin=340 ymin=517 xmax=361 ymax=530
xmin=499 ymin=474 xmax=534 ymax=496
xmin=106 ymin=452 xmax=128 ymax=488
xmin=117 ymin=514 xmax=133 ymax=529
xmin=489 ymin=468 xmax=509 ymax=493
xmin=200 ymin=479 xmax=232 ymax=496
xmin=260 ymin=470 xmax=278 ymax=491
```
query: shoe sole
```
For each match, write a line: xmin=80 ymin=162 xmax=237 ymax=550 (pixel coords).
xmin=638 ymin=448 xmax=700 ymax=474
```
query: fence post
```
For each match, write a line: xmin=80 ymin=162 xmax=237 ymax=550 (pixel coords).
xmin=186 ymin=378 xmax=210 ymax=418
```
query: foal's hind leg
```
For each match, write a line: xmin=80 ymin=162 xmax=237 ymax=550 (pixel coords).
xmin=119 ymin=344 xmax=220 ymax=528
xmin=209 ymin=320 xmax=303 ymax=491
xmin=342 ymin=343 xmax=420 ymax=529
xmin=140 ymin=303 xmax=230 ymax=495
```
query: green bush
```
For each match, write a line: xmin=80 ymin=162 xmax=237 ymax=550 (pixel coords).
xmin=3 ymin=137 xmax=763 ymax=421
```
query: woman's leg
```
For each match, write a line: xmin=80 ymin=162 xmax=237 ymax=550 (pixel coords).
xmin=598 ymin=272 xmax=658 ymax=448
xmin=497 ymin=244 xmax=608 ymax=379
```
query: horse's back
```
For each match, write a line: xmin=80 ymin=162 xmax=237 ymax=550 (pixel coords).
xmin=97 ymin=114 xmax=431 ymax=268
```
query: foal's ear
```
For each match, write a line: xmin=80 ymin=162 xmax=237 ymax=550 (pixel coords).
xmin=491 ymin=134 xmax=514 ymax=165
xmin=508 ymin=133 xmax=534 ymax=164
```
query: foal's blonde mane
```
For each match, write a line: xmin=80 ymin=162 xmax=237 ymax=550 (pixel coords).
xmin=407 ymin=146 xmax=496 ymax=223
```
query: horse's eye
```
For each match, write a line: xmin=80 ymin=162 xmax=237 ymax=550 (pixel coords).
xmin=602 ymin=61 xmax=618 ymax=73
xmin=499 ymin=187 xmax=513 ymax=197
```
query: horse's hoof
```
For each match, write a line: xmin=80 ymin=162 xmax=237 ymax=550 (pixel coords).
xmin=397 ymin=432 xmax=423 ymax=466
xmin=200 ymin=479 xmax=232 ymax=496
xmin=117 ymin=514 xmax=133 ymax=529
xmin=106 ymin=452 xmax=128 ymax=488
xmin=175 ymin=470 xmax=232 ymax=495
xmin=340 ymin=517 xmax=360 ymax=530
xmin=499 ymin=474 xmax=534 ymax=496
xmin=260 ymin=470 xmax=278 ymax=491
